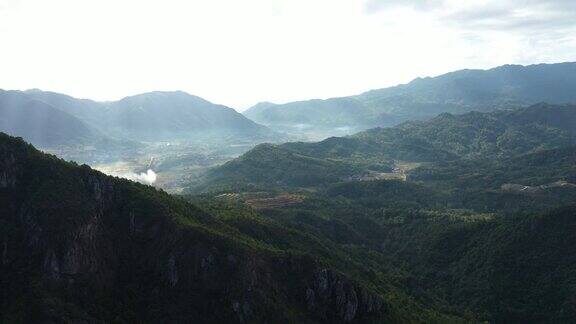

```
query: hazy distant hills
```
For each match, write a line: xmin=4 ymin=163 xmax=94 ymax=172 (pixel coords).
xmin=244 ymin=62 xmax=576 ymax=137
xmin=200 ymin=103 xmax=576 ymax=191
xmin=100 ymin=91 xmax=276 ymax=141
xmin=6 ymin=62 xmax=576 ymax=148
xmin=0 ymin=91 xmax=109 ymax=148
xmin=0 ymin=89 xmax=279 ymax=149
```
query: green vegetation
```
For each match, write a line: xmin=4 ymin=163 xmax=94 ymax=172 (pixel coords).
xmin=4 ymin=67 xmax=576 ymax=323
xmin=192 ymin=179 xmax=576 ymax=322
xmin=0 ymin=132 xmax=465 ymax=323
xmin=409 ymin=145 xmax=576 ymax=212
xmin=196 ymin=103 xmax=576 ymax=194
xmin=192 ymin=143 xmax=366 ymax=192
xmin=186 ymin=100 xmax=576 ymax=322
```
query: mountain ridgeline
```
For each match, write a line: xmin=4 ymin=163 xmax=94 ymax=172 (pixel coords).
xmin=0 ymin=91 xmax=107 ymax=148
xmin=0 ymin=89 xmax=279 ymax=149
xmin=244 ymin=62 xmax=576 ymax=138
xmin=200 ymin=103 xmax=576 ymax=191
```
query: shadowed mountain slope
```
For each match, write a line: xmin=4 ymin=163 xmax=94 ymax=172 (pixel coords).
xmin=0 ymin=132 xmax=461 ymax=323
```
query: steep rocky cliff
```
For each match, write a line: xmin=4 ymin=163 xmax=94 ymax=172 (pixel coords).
xmin=0 ymin=133 xmax=386 ymax=323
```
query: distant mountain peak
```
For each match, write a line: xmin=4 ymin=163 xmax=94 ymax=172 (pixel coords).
xmin=24 ymin=88 xmax=43 ymax=93
xmin=0 ymin=89 xmax=281 ymax=145
xmin=245 ymin=62 xmax=576 ymax=139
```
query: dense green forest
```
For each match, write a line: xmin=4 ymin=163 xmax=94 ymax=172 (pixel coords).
xmin=194 ymin=103 xmax=576 ymax=193
xmin=3 ymin=0 xmax=576 ymax=321
xmin=2 ymin=98 xmax=576 ymax=322
xmin=183 ymin=102 xmax=576 ymax=322
xmin=0 ymin=132 xmax=463 ymax=323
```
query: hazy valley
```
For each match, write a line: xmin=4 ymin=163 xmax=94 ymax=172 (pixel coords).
xmin=0 ymin=89 xmax=287 ymax=192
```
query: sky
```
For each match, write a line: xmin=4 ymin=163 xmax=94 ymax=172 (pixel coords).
xmin=1 ymin=0 xmax=575 ymax=110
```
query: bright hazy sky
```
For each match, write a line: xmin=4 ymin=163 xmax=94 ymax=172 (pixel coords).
xmin=1 ymin=0 xmax=575 ymax=110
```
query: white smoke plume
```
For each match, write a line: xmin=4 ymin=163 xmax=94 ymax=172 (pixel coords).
xmin=94 ymin=162 xmax=158 ymax=185
xmin=128 ymin=169 xmax=157 ymax=185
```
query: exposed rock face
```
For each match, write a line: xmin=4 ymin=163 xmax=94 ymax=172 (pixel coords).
xmin=0 ymin=152 xmax=18 ymax=188
xmin=0 ymin=133 xmax=385 ymax=323
xmin=306 ymin=269 xmax=383 ymax=322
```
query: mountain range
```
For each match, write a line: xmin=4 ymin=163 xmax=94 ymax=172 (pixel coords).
xmin=244 ymin=62 xmax=576 ymax=138
xmin=0 ymin=89 xmax=279 ymax=149
xmin=199 ymin=103 xmax=576 ymax=191
xmin=3 ymin=61 xmax=576 ymax=322
xmin=0 ymin=92 xmax=103 ymax=148
xmin=4 ymin=62 xmax=576 ymax=148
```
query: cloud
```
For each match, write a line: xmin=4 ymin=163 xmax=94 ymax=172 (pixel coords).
xmin=361 ymin=0 xmax=576 ymax=72
xmin=445 ymin=1 xmax=576 ymax=32
xmin=1 ymin=0 xmax=574 ymax=108
xmin=365 ymin=0 xmax=444 ymax=12
xmin=0 ymin=0 xmax=19 ymax=11
xmin=366 ymin=0 xmax=576 ymax=33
